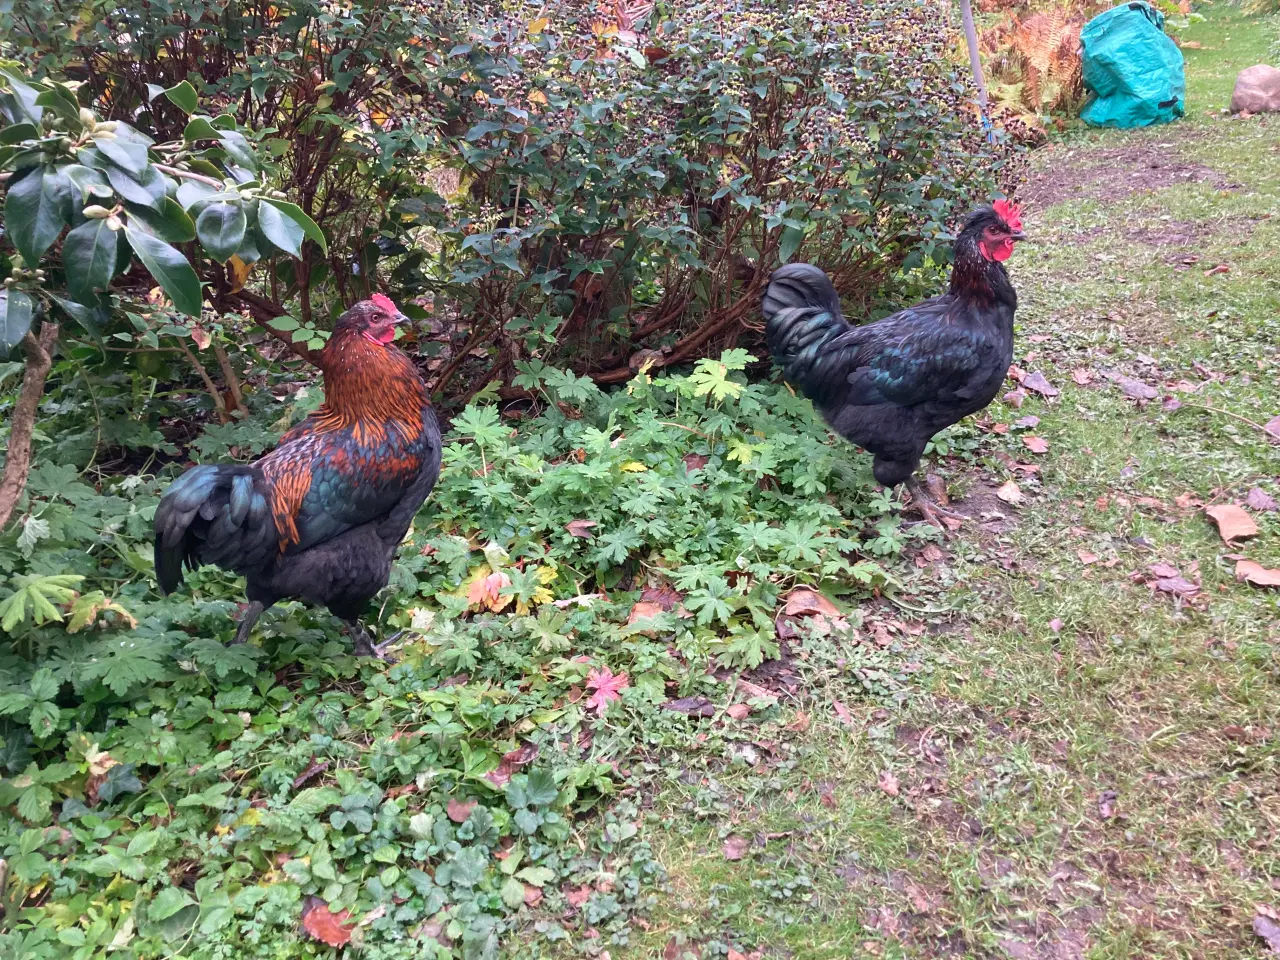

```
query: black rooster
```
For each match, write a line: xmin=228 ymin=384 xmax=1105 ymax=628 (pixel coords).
xmin=763 ymin=201 xmax=1026 ymax=526
xmin=154 ymin=295 xmax=442 ymax=656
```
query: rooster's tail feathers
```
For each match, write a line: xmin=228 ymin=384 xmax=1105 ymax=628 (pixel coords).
xmin=153 ymin=465 xmax=276 ymax=594
xmin=762 ymin=264 xmax=851 ymax=405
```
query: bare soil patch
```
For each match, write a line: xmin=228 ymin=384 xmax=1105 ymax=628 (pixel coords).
xmin=1022 ymin=141 xmax=1235 ymax=208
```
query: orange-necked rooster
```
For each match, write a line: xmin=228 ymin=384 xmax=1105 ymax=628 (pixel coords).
xmin=154 ymin=295 xmax=441 ymax=657
xmin=763 ymin=201 xmax=1025 ymax=527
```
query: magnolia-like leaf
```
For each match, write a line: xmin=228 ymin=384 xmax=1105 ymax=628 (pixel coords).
xmin=124 ymin=226 xmax=202 ymax=315
xmin=260 ymin=197 xmax=328 ymax=256
xmin=0 ymin=289 xmax=35 ymax=353
xmin=163 ymin=80 xmax=198 ymax=115
xmin=195 ymin=201 xmax=247 ymax=263
xmin=125 ymin=198 xmax=196 ymax=243
xmin=104 ymin=164 xmax=166 ymax=209
xmin=63 ymin=218 xmax=117 ymax=300
xmin=256 ymin=199 xmax=305 ymax=258
xmin=5 ymin=166 xmax=65 ymax=263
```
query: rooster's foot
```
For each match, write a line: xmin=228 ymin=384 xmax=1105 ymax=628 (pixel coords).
xmin=904 ymin=478 xmax=964 ymax=531
xmin=230 ymin=601 xmax=267 ymax=645
xmin=345 ymin=622 xmax=399 ymax=663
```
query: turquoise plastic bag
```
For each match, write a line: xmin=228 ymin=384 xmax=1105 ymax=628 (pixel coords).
xmin=1080 ymin=2 xmax=1186 ymax=128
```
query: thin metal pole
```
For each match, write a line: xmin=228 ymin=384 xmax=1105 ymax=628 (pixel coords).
xmin=957 ymin=0 xmax=994 ymax=140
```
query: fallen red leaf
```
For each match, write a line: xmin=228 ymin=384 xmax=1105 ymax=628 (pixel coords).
xmin=301 ymin=897 xmax=355 ymax=947
xmin=627 ymin=601 xmax=664 ymax=626
xmin=877 ymin=769 xmax=900 ymax=797
xmin=726 ymin=703 xmax=750 ymax=720
xmin=1022 ymin=435 xmax=1049 ymax=454
xmin=565 ymin=519 xmax=597 ymax=538
xmin=1004 ymin=389 xmax=1027 ymax=408
xmin=1236 ymin=560 xmax=1280 ymax=588
xmin=446 ymin=798 xmax=477 ymax=823
xmin=1205 ymin=504 xmax=1258 ymax=543
xmin=784 ymin=588 xmax=840 ymax=618
xmin=722 ymin=835 xmax=749 ymax=861
xmin=1245 ymin=487 xmax=1277 ymax=512
xmin=1203 ymin=263 xmax=1230 ymax=276
xmin=1021 ymin=370 xmax=1060 ymax=398
xmin=832 ymin=700 xmax=855 ymax=728
xmin=1072 ymin=368 xmax=1094 ymax=385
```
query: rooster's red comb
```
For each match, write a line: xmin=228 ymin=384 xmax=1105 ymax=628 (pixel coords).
xmin=992 ymin=199 xmax=1023 ymax=232
xmin=371 ymin=293 xmax=398 ymax=313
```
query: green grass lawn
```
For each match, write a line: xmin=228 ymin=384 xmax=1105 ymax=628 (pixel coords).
xmin=617 ymin=7 xmax=1280 ymax=959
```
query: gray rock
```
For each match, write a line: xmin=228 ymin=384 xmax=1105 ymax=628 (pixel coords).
xmin=1231 ymin=64 xmax=1280 ymax=114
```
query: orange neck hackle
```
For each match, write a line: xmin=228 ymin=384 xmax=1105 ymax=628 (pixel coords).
xmin=312 ymin=327 xmax=430 ymax=440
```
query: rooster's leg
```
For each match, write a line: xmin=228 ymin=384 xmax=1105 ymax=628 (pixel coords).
xmin=904 ymin=477 xmax=964 ymax=529
xmin=343 ymin=620 xmax=398 ymax=663
xmin=230 ymin=600 xmax=266 ymax=645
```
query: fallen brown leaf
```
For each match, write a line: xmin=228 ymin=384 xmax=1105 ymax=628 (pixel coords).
xmin=446 ymin=798 xmax=477 ymax=823
xmin=1021 ymin=370 xmax=1060 ymax=398
xmin=832 ymin=699 xmax=855 ymax=728
xmin=1236 ymin=560 xmax=1280 ymax=588
xmin=1266 ymin=416 xmax=1280 ymax=441
xmin=1245 ymin=487 xmax=1277 ymax=512
xmin=1022 ymin=435 xmax=1049 ymax=454
xmin=784 ymin=588 xmax=840 ymax=618
xmin=566 ymin=519 xmax=597 ymax=538
xmin=996 ymin=480 xmax=1023 ymax=504
xmin=1072 ymin=368 xmax=1094 ymax=385
xmin=662 ymin=696 xmax=715 ymax=717
xmin=1154 ymin=576 xmax=1199 ymax=597
xmin=722 ymin=835 xmax=749 ymax=861
xmin=1013 ymin=415 xmax=1040 ymax=429
xmin=1254 ymin=909 xmax=1280 ymax=955
xmin=1205 ymin=504 xmax=1258 ymax=543
xmin=726 ymin=703 xmax=750 ymax=720
xmin=877 ymin=769 xmax=900 ymax=797
xmin=1203 ymin=263 xmax=1231 ymax=277
xmin=1077 ymin=550 xmax=1098 ymax=565
xmin=1148 ymin=562 xmax=1180 ymax=579
xmin=1004 ymin=389 xmax=1027 ymax=408
xmin=301 ymin=897 xmax=355 ymax=947
xmin=627 ymin=601 xmax=664 ymax=626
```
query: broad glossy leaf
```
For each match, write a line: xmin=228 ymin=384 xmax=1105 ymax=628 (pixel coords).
xmin=217 ymin=130 xmax=256 ymax=172
xmin=0 ymin=289 xmax=35 ymax=353
xmin=0 ymin=67 xmax=43 ymax=122
xmin=256 ymin=198 xmax=304 ymax=257
xmin=50 ymin=294 xmax=105 ymax=343
xmin=64 ymin=164 xmax=113 ymax=201
xmin=183 ymin=115 xmax=222 ymax=142
xmin=195 ymin=201 xmax=247 ymax=263
xmin=260 ymin=197 xmax=328 ymax=256
xmin=125 ymin=226 xmax=202 ymax=315
xmin=175 ymin=180 xmax=220 ymax=213
xmin=105 ymin=163 xmax=166 ymax=209
xmin=34 ymin=87 xmax=80 ymax=126
xmin=163 ymin=80 xmax=198 ymax=115
xmin=63 ymin=218 xmax=117 ymax=300
xmin=0 ymin=122 xmax=38 ymax=145
xmin=5 ymin=166 xmax=66 ymax=263
xmin=125 ymin=198 xmax=196 ymax=243
xmin=149 ymin=886 xmax=195 ymax=922
xmin=94 ymin=123 xmax=152 ymax=174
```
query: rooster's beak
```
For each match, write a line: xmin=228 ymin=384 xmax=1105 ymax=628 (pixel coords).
xmin=1010 ymin=230 xmax=1027 ymax=242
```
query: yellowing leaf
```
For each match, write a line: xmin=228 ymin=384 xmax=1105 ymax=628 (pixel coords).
xmin=67 ymin=590 xmax=138 ymax=633
xmin=727 ymin=439 xmax=757 ymax=465
xmin=619 ymin=461 xmax=648 ymax=472
xmin=227 ymin=254 xmax=251 ymax=293
xmin=528 ymin=16 xmax=550 ymax=34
